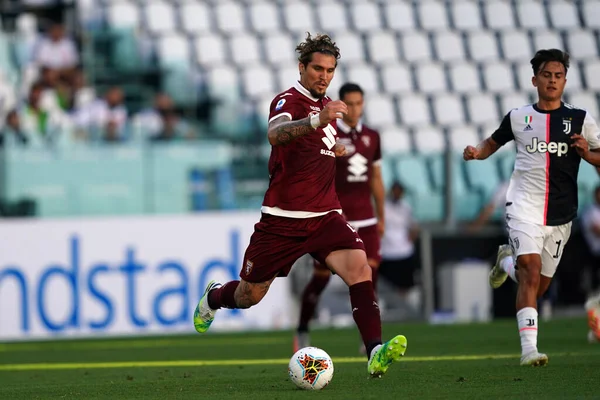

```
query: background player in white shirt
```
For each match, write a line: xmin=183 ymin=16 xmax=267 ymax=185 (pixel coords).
xmin=379 ymin=182 xmax=419 ymax=297
xmin=463 ymin=49 xmax=600 ymax=366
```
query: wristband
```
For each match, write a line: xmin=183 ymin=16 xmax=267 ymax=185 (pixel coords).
xmin=310 ymin=114 xmax=321 ymax=129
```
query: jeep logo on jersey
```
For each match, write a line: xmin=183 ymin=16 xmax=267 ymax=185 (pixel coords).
xmin=347 ymin=153 xmax=368 ymax=182
xmin=526 ymin=137 xmax=569 ymax=156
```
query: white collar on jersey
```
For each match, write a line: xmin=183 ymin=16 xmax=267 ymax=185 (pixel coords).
xmin=294 ymin=81 xmax=320 ymax=102
xmin=337 ymin=118 xmax=363 ymax=134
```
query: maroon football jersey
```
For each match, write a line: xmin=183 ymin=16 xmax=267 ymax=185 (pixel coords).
xmin=335 ymin=119 xmax=382 ymax=223
xmin=261 ymin=81 xmax=342 ymax=218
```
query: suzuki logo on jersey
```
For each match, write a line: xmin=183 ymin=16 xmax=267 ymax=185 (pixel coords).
xmin=563 ymin=118 xmax=571 ymax=134
xmin=526 ymin=137 xmax=569 ymax=157
xmin=347 ymin=153 xmax=368 ymax=182
xmin=320 ymin=124 xmax=337 ymax=158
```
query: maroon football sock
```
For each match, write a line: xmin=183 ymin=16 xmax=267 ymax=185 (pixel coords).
xmin=349 ymin=280 xmax=382 ymax=358
xmin=297 ymin=273 xmax=331 ymax=332
xmin=207 ymin=281 xmax=240 ymax=309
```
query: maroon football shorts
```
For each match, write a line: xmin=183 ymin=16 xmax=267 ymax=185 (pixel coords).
xmin=239 ymin=211 xmax=366 ymax=283
xmin=314 ymin=223 xmax=381 ymax=271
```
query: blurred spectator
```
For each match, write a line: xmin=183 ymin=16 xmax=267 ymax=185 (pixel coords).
xmin=133 ymin=93 xmax=195 ymax=141
xmin=0 ymin=110 xmax=29 ymax=147
xmin=74 ymin=87 xmax=128 ymax=142
xmin=38 ymin=66 xmax=69 ymax=112
xmin=68 ymin=68 xmax=95 ymax=112
xmin=581 ymin=185 xmax=600 ymax=293
xmin=379 ymin=181 xmax=420 ymax=303
xmin=39 ymin=67 xmax=95 ymax=114
xmin=33 ymin=22 xmax=78 ymax=80
xmin=150 ymin=111 xmax=183 ymax=142
xmin=14 ymin=81 xmax=64 ymax=146
xmin=14 ymin=13 xmax=39 ymax=68
xmin=0 ymin=71 xmax=17 ymax=129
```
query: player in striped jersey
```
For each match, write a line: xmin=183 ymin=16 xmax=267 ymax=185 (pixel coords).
xmin=463 ymin=49 xmax=600 ymax=366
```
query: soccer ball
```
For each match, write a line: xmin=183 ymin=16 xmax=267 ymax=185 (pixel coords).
xmin=288 ymin=347 xmax=334 ymax=390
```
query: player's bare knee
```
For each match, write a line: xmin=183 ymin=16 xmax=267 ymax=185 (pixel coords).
xmin=351 ymin=263 xmax=372 ymax=285
xmin=338 ymin=262 xmax=371 ymax=286
xmin=325 ymin=249 xmax=371 ymax=286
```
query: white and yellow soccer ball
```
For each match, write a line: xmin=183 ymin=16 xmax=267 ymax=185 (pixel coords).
xmin=288 ymin=347 xmax=334 ymax=390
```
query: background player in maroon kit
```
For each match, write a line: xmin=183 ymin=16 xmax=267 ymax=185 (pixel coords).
xmin=294 ymin=83 xmax=386 ymax=352
xmin=193 ymin=33 xmax=407 ymax=377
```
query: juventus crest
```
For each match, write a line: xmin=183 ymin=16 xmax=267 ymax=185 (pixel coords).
xmin=563 ymin=118 xmax=571 ymax=134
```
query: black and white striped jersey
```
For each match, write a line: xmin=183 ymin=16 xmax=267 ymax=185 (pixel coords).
xmin=492 ymin=102 xmax=600 ymax=226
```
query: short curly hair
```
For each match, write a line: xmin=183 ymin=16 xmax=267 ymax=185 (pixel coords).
xmin=531 ymin=49 xmax=570 ymax=76
xmin=296 ymin=32 xmax=341 ymax=66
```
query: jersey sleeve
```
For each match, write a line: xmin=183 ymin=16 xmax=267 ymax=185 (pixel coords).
xmin=268 ymin=94 xmax=301 ymax=124
xmin=491 ymin=111 xmax=514 ymax=146
xmin=582 ymin=112 xmax=600 ymax=150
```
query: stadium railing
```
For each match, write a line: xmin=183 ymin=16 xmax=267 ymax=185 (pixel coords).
xmin=0 ymin=140 xmax=233 ymax=217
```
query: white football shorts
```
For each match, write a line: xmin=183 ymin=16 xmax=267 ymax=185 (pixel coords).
xmin=506 ymin=216 xmax=572 ymax=278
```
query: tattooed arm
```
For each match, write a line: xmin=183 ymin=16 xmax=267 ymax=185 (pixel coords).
xmin=267 ymin=115 xmax=313 ymax=146
xmin=267 ymin=100 xmax=348 ymax=146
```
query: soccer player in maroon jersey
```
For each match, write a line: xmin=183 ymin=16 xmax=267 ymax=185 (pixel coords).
xmin=193 ymin=33 xmax=407 ymax=377
xmin=294 ymin=83 xmax=386 ymax=353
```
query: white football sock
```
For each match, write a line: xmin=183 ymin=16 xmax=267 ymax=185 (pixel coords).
xmin=500 ymin=256 xmax=518 ymax=283
xmin=517 ymin=307 xmax=538 ymax=356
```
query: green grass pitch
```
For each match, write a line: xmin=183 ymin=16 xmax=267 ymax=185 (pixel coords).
xmin=0 ymin=317 xmax=598 ymax=399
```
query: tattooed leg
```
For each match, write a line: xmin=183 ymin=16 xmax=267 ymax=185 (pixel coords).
xmin=233 ymin=277 xmax=277 ymax=309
